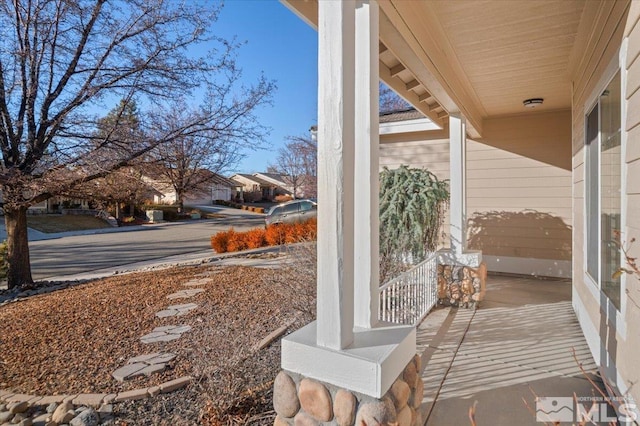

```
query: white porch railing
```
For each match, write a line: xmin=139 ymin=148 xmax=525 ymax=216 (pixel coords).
xmin=378 ymin=252 xmax=438 ymax=325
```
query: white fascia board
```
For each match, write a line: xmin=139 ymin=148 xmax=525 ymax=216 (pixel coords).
xmin=379 ymin=118 xmax=440 ymax=135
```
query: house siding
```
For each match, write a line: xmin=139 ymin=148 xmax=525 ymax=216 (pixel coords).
xmin=620 ymin=1 xmax=640 ymax=404
xmin=571 ymin=0 xmax=639 ymax=405
xmin=380 ymin=117 xmax=572 ymax=278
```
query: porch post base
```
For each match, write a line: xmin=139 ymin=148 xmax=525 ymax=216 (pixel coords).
xmin=281 ymin=321 xmax=415 ymax=399
xmin=437 ymin=248 xmax=482 ymax=268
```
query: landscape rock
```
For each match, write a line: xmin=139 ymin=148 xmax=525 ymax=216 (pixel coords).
xmin=0 ymin=411 xmax=13 ymax=423
xmin=298 ymin=379 xmax=332 ymax=422
xmin=8 ymin=401 xmax=29 ymax=414
xmin=31 ymin=413 xmax=49 ymax=425
xmin=273 ymin=372 xmax=299 ymax=418
xmin=12 ymin=412 xmax=27 ymax=422
xmin=18 ymin=417 xmax=33 ymax=426
xmin=51 ymin=401 xmax=74 ymax=424
xmin=69 ymin=408 xmax=99 ymax=426
xmin=333 ymin=389 xmax=356 ymax=426
xmin=46 ymin=404 xmax=57 ymax=414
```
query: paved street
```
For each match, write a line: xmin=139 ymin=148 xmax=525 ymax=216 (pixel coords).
xmin=24 ymin=206 xmax=265 ymax=281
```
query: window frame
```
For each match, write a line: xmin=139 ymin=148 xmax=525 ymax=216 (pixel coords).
xmin=581 ymin=46 xmax=628 ymax=333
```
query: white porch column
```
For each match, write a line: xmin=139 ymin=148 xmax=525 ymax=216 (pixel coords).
xmin=353 ymin=0 xmax=380 ymax=330
xmin=281 ymin=0 xmax=415 ymax=398
xmin=449 ymin=113 xmax=467 ymax=255
xmin=316 ymin=0 xmax=356 ymax=350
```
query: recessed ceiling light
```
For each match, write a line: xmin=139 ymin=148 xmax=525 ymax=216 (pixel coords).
xmin=523 ymin=98 xmax=544 ymax=108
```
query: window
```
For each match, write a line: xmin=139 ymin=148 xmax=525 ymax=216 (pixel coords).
xmin=300 ymin=201 xmax=314 ymax=212
xmin=585 ymin=70 xmax=622 ymax=310
xmin=283 ymin=203 xmax=299 ymax=214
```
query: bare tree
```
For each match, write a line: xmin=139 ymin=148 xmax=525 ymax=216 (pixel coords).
xmin=269 ymin=135 xmax=317 ymax=199
xmin=65 ymin=167 xmax=154 ymax=218
xmin=149 ymin=98 xmax=270 ymax=211
xmin=0 ymin=0 xmax=274 ymax=288
xmin=380 ymin=82 xmax=411 ymax=113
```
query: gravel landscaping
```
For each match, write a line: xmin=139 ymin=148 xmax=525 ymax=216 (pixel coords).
xmin=0 ymin=258 xmax=314 ymax=425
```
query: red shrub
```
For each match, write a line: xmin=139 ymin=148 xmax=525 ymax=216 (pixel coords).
xmin=300 ymin=218 xmax=317 ymax=240
xmin=244 ymin=228 xmax=267 ymax=249
xmin=210 ymin=228 xmax=236 ymax=253
xmin=211 ymin=219 xmax=318 ymax=254
xmin=226 ymin=230 xmax=248 ymax=252
xmin=265 ymin=224 xmax=287 ymax=246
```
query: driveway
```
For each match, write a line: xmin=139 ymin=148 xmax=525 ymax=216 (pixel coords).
xmin=9 ymin=205 xmax=265 ymax=281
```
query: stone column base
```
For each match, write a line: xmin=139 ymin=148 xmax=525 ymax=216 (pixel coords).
xmin=435 ymin=249 xmax=486 ymax=308
xmin=273 ymin=355 xmax=424 ymax=426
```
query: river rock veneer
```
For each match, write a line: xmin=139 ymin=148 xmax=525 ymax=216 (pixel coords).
xmin=273 ymin=354 xmax=424 ymax=425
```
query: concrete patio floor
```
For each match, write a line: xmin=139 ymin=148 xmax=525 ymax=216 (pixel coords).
xmin=416 ymin=274 xmax=611 ymax=425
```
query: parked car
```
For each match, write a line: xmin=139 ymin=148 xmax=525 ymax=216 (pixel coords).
xmin=265 ymin=199 xmax=317 ymax=227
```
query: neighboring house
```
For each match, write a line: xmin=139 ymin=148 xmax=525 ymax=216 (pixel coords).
xmin=0 ymin=191 xmax=89 ymax=214
xmin=279 ymin=0 xmax=640 ymax=412
xmin=253 ymin=172 xmax=293 ymax=194
xmin=230 ymin=173 xmax=291 ymax=201
xmin=379 ymin=108 xmax=572 ymax=279
xmin=259 ymin=171 xmax=316 ymax=199
xmin=146 ymin=170 xmax=240 ymax=205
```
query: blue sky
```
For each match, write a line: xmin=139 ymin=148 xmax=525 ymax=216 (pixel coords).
xmin=214 ymin=0 xmax=318 ymax=174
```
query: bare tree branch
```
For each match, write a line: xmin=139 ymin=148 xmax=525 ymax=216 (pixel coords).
xmin=0 ymin=0 xmax=275 ymax=288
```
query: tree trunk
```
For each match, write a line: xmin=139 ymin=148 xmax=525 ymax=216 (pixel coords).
xmin=177 ymin=192 xmax=184 ymax=213
xmin=5 ymin=206 xmax=33 ymax=289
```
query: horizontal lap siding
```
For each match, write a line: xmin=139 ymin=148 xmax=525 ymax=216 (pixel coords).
xmin=466 ymin=140 xmax=571 ymax=263
xmin=621 ymin=1 xmax=640 ymax=403
xmin=379 ymin=135 xmax=572 ymax=270
xmin=571 ymin=0 xmax=639 ymax=404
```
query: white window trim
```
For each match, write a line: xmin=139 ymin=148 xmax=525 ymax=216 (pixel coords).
xmin=581 ymin=42 xmax=627 ymax=339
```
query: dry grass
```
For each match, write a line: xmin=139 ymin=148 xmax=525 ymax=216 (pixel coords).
xmin=26 ymin=215 xmax=112 ymax=233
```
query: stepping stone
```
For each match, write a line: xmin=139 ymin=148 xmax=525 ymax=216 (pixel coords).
xmin=112 ymin=352 xmax=177 ymax=382
xmin=183 ymin=278 xmax=210 ymax=287
xmin=155 ymin=303 xmax=198 ymax=318
xmin=197 ymin=270 xmax=222 ymax=277
xmin=127 ymin=353 xmax=177 ymax=365
xmin=140 ymin=326 xmax=192 ymax=344
xmin=166 ymin=288 xmax=205 ymax=300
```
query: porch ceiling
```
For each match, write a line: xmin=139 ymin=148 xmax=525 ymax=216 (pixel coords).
xmin=393 ymin=0 xmax=585 ymax=118
xmin=281 ymin=0 xmax=596 ymax=137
